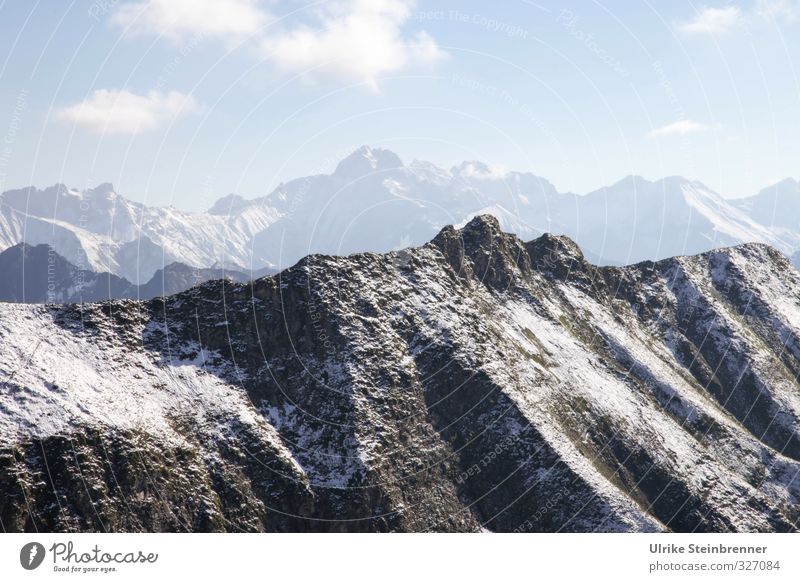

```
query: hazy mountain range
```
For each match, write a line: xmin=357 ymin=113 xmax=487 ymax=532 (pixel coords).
xmin=2 ymin=215 xmax=799 ymax=532
xmin=1 ymin=146 xmax=798 ymax=293
xmin=0 ymin=243 xmax=274 ymax=303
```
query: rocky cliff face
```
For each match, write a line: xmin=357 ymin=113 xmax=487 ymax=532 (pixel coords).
xmin=2 ymin=216 xmax=800 ymax=532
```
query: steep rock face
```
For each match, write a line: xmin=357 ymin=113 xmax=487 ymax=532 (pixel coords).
xmin=2 ymin=216 xmax=800 ymax=532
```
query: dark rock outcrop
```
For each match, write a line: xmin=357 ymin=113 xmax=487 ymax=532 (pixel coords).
xmin=2 ymin=216 xmax=800 ymax=532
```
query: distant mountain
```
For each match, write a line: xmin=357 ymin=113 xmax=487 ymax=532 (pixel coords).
xmin=1 ymin=147 xmax=798 ymax=282
xmin=0 ymin=243 xmax=273 ymax=303
xmin=566 ymin=175 xmax=788 ymax=264
xmin=219 ymin=149 xmax=799 ymax=268
xmin=732 ymin=178 xmax=800 ymax=247
xmin=207 ymin=193 xmax=249 ymax=216
xmin=0 ymin=243 xmax=133 ymax=303
xmin=0 ymin=183 xmax=281 ymax=283
xmin=2 ymin=216 xmax=800 ymax=532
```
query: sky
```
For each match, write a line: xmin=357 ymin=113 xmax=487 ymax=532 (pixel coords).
xmin=0 ymin=0 xmax=798 ymax=210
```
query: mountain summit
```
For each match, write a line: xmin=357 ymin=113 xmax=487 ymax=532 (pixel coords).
xmin=333 ymin=145 xmax=404 ymax=177
xmin=2 ymin=218 xmax=799 ymax=532
xmin=1 ymin=147 xmax=798 ymax=289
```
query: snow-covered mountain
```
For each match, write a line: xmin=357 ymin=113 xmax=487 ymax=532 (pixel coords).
xmin=0 ymin=243 xmax=272 ymax=303
xmin=732 ymin=178 xmax=800 ymax=249
xmin=566 ymin=175 xmax=791 ymax=264
xmin=2 ymin=216 xmax=800 ymax=532
xmin=0 ymin=183 xmax=281 ymax=283
xmin=0 ymin=147 xmax=797 ymax=288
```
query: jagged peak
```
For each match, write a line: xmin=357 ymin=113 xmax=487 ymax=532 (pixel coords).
xmin=525 ymin=232 xmax=590 ymax=280
xmin=408 ymin=158 xmax=447 ymax=172
xmin=81 ymin=183 xmax=119 ymax=204
xmin=609 ymin=174 xmax=688 ymax=189
xmin=208 ymin=193 xmax=247 ymax=215
xmin=611 ymin=174 xmax=704 ymax=189
xmin=757 ymin=177 xmax=800 ymax=195
xmin=87 ymin=182 xmax=115 ymax=195
xmin=432 ymin=214 xmax=505 ymax=250
xmin=770 ymin=176 xmax=798 ymax=187
xmin=451 ymin=160 xmax=509 ymax=180
xmin=333 ymin=145 xmax=404 ymax=177
xmin=706 ymin=240 xmax=789 ymax=264
xmin=609 ymin=174 xmax=649 ymax=188
xmin=528 ymin=232 xmax=584 ymax=259
xmin=2 ymin=183 xmax=71 ymax=197
xmin=453 ymin=160 xmax=489 ymax=174
xmin=429 ymin=214 xmax=533 ymax=290
xmin=0 ymin=241 xmax=46 ymax=255
xmin=590 ymin=175 xmax=719 ymax=205
xmin=628 ymin=240 xmax=789 ymax=276
xmin=461 ymin=212 xmax=502 ymax=236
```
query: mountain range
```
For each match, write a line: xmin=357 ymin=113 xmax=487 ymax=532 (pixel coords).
xmin=0 ymin=243 xmax=274 ymax=303
xmin=2 ymin=215 xmax=799 ymax=532
xmin=1 ymin=146 xmax=798 ymax=293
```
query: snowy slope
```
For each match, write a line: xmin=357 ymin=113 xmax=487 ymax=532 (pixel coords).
xmin=2 ymin=216 xmax=799 ymax=532
xmin=0 ymin=183 xmax=283 ymax=283
xmin=565 ymin=176 xmax=791 ymax=264
xmin=732 ymin=178 xmax=800 ymax=251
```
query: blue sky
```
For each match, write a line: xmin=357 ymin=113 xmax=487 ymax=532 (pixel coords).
xmin=0 ymin=0 xmax=798 ymax=210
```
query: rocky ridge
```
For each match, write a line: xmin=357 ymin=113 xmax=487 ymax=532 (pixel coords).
xmin=2 ymin=215 xmax=800 ymax=532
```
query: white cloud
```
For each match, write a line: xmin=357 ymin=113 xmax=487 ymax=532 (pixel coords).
xmin=109 ymin=0 xmax=445 ymax=90
xmin=111 ymin=0 xmax=269 ymax=43
xmin=258 ymin=0 xmax=446 ymax=90
xmin=57 ymin=89 xmax=201 ymax=135
xmin=756 ymin=0 xmax=799 ymax=21
xmin=648 ymin=120 xmax=710 ymax=138
xmin=679 ymin=6 xmax=742 ymax=35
